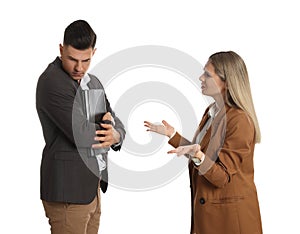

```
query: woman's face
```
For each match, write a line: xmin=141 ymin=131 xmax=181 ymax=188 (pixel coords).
xmin=199 ymin=62 xmax=225 ymax=98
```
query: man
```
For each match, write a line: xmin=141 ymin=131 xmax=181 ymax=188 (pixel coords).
xmin=36 ymin=20 xmax=126 ymax=234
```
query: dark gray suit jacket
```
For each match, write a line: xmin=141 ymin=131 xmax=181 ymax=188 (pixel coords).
xmin=36 ymin=57 xmax=125 ymax=204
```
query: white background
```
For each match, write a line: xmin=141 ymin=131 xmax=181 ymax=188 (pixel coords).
xmin=1 ymin=0 xmax=299 ymax=233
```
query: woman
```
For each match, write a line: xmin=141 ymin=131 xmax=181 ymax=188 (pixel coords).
xmin=144 ymin=51 xmax=263 ymax=234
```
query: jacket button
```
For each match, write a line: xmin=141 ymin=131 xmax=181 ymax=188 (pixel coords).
xmin=199 ymin=198 xmax=205 ymax=205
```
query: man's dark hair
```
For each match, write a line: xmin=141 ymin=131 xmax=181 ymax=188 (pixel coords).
xmin=63 ymin=20 xmax=97 ymax=50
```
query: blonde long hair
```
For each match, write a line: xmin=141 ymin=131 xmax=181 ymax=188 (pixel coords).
xmin=209 ymin=51 xmax=261 ymax=143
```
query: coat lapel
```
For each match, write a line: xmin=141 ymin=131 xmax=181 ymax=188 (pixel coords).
xmin=202 ymin=104 xmax=227 ymax=155
xmin=210 ymin=105 xmax=226 ymax=138
xmin=192 ymin=110 xmax=210 ymax=144
xmin=193 ymin=104 xmax=227 ymax=152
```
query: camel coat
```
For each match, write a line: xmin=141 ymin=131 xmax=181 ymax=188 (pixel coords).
xmin=169 ymin=104 xmax=262 ymax=234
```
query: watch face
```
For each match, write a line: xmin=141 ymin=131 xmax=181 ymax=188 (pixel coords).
xmin=191 ymin=157 xmax=201 ymax=166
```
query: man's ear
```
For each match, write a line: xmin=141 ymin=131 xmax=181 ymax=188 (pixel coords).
xmin=92 ymin=48 xmax=97 ymax=56
xmin=59 ymin=44 xmax=64 ymax=56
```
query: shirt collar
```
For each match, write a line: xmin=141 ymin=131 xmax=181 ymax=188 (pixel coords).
xmin=208 ymin=103 xmax=220 ymax=118
xmin=80 ymin=74 xmax=91 ymax=90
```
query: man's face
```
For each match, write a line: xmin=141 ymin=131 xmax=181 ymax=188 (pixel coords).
xmin=59 ymin=44 xmax=96 ymax=81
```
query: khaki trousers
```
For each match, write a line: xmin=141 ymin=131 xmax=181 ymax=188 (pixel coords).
xmin=42 ymin=187 xmax=101 ymax=234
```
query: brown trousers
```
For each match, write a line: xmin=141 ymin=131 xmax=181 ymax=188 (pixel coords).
xmin=42 ymin=188 xmax=101 ymax=234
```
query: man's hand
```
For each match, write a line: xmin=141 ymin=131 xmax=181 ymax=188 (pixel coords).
xmin=92 ymin=112 xmax=120 ymax=149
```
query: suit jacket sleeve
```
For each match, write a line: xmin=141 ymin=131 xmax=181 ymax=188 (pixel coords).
xmin=105 ymin=94 xmax=125 ymax=151
xmin=37 ymin=69 xmax=101 ymax=148
xmin=88 ymin=74 xmax=126 ymax=151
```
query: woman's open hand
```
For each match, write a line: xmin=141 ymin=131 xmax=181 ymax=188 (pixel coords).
xmin=167 ymin=144 xmax=201 ymax=157
xmin=144 ymin=120 xmax=175 ymax=138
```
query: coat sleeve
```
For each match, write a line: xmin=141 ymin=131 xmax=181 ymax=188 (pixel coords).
xmin=168 ymin=132 xmax=191 ymax=148
xmin=197 ymin=111 xmax=255 ymax=188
